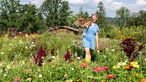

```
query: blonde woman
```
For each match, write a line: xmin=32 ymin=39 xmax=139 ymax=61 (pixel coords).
xmin=82 ymin=14 xmax=99 ymax=63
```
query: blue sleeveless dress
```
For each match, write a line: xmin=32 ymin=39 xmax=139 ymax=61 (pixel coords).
xmin=82 ymin=24 xmax=99 ymax=50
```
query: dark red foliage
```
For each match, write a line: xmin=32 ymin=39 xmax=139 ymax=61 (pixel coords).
xmin=50 ymin=48 xmax=55 ymax=55
xmin=64 ymin=52 xmax=71 ymax=61
xmin=63 ymin=49 xmax=71 ymax=61
xmin=34 ymin=45 xmax=47 ymax=66
xmin=138 ymin=43 xmax=145 ymax=51
xmin=37 ymin=45 xmax=46 ymax=57
xmin=120 ymin=38 xmax=146 ymax=62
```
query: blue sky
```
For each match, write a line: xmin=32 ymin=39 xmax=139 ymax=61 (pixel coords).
xmin=20 ymin=0 xmax=146 ymax=17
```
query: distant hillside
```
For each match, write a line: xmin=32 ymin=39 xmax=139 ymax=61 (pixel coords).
xmin=105 ymin=17 xmax=117 ymax=25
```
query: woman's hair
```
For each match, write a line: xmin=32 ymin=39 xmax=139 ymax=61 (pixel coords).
xmin=91 ymin=14 xmax=98 ymax=18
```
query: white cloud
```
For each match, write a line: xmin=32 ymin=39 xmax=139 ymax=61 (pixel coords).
xmin=65 ymin=0 xmax=89 ymax=4
xmin=136 ymin=0 xmax=146 ymax=5
xmin=93 ymin=0 xmax=113 ymax=3
xmin=30 ymin=0 xmax=44 ymax=7
xmin=111 ymin=2 xmax=124 ymax=10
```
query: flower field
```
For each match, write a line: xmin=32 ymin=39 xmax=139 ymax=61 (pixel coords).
xmin=0 ymin=27 xmax=146 ymax=82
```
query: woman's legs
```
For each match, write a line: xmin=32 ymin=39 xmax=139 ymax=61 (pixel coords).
xmin=84 ymin=47 xmax=91 ymax=63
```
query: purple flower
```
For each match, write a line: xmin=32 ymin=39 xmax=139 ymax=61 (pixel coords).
xmin=14 ymin=77 xmax=21 ymax=82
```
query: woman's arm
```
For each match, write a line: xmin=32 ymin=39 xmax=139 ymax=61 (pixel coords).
xmin=96 ymin=32 xmax=99 ymax=49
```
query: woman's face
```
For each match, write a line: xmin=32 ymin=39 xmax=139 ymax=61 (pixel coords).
xmin=92 ymin=15 xmax=97 ymax=23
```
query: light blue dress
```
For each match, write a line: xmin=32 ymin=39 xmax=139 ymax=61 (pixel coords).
xmin=82 ymin=24 xmax=99 ymax=50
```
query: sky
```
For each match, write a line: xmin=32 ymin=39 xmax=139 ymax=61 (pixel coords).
xmin=20 ymin=0 xmax=146 ymax=17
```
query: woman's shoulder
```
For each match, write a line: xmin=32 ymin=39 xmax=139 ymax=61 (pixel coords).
xmin=94 ymin=24 xmax=99 ymax=28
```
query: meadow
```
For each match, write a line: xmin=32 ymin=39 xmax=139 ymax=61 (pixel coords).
xmin=0 ymin=26 xmax=146 ymax=82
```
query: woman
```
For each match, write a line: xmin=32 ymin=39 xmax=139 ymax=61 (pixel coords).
xmin=82 ymin=14 xmax=99 ymax=63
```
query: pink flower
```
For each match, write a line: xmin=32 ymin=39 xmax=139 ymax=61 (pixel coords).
xmin=106 ymin=74 xmax=115 ymax=79
xmin=94 ymin=67 xmax=103 ymax=72
xmin=103 ymin=66 xmax=110 ymax=70
xmin=14 ymin=77 xmax=21 ymax=82
xmin=80 ymin=62 xmax=88 ymax=67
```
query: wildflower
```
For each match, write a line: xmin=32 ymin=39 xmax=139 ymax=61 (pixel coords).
xmin=87 ymin=76 xmax=90 ymax=78
xmin=106 ymin=74 xmax=115 ymax=79
xmin=94 ymin=67 xmax=103 ymax=72
xmin=64 ymin=74 xmax=68 ymax=78
xmin=112 ymin=49 xmax=115 ymax=51
xmin=132 ymin=73 xmax=139 ymax=77
xmin=77 ymin=57 xmax=80 ymax=60
xmin=6 ymin=65 xmax=11 ymax=69
xmin=39 ymin=74 xmax=43 ymax=78
xmin=103 ymin=66 xmax=110 ymax=70
xmin=125 ymin=66 xmax=132 ymax=71
xmin=141 ymin=78 xmax=146 ymax=82
xmin=0 ymin=63 xmax=3 ymax=66
xmin=66 ymin=80 xmax=72 ymax=82
xmin=1 ymin=52 xmax=4 ymax=54
xmin=14 ymin=77 xmax=21 ymax=82
xmin=130 ymin=61 xmax=139 ymax=68
xmin=101 ymin=80 xmax=106 ymax=82
xmin=118 ymin=62 xmax=126 ymax=67
xmin=25 ymin=69 xmax=32 ymax=73
xmin=51 ymin=56 xmax=56 ymax=59
xmin=0 ymin=68 xmax=2 ymax=73
xmin=71 ymin=68 xmax=74 ymax=70
xmin=91 ymin=78 xmax=94 ymax=82
xmin=76 ymin=79 xmax=82 ymax=82
xmin=71 ymin=62 xmax=75 ymax=65
xmin=80 ymin=62 xmax=88 ymax=67
xmin=22 ymin=61 xmax=26 ymax=65
xmin=4 ymin=74 xmax=7 ymax=77
xmin=25 ymin=46 xmax=28 ymax=49
xmin=97 ymin=50 xmax=100 ymax=53
xmin=26 ymin=78 xmax=32 ymax=81
xmin=113 ymin=65 xmax=120 ymax=69
xmin=106 ymin=48 xmax=109 ymax=51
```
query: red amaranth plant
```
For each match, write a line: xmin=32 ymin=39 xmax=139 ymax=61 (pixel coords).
xmin=63 ymin=49 xmax=71 ymax=61
xmin=34 ymin=45 xmax=47 ymax=66
xmin=50 ymin=48 xmax=55 ymax=55
xmin=120 ymin=38 xmax=146 ymax=62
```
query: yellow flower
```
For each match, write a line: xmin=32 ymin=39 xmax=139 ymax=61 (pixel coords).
xmin=132 ymin=73 xmax=139 ymax=77
xmin=130 ymin=61 xmax=139 ymax=68
xmin=0 ymin=68 xmax=2 ymax=73
xmin=113 ymin=65 xmax=120 ymax=69
xmin=66 ymin=80 xmax=72 ymax=82
xmin=6 ymin=65 xmax=11 ymax=69
xmin=101 ymin=80 xmax=106 ymax=82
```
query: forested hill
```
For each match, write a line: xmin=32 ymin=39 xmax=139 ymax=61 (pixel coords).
xmin=105 ymin=17 xmax=117 ymax=25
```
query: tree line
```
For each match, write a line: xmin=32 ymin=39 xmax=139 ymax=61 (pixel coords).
xmin=0 ymin=0 xmax=145 ymax=33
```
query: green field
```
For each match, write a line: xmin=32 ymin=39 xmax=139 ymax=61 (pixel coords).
xmin=0 ymin=29 xmax=146 ymax=82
